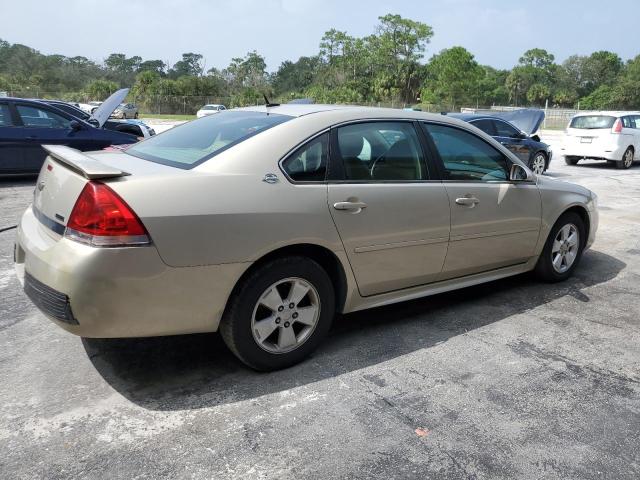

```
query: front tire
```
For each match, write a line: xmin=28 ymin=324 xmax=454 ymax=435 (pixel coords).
xmin=530 ymin=152 xmax=547 ymax=175
xmin=220 ymin=256 xmax=335 ymax=371
xmin=534 ymin=212 xmax=585 ymax=282
xmin=564 ymin=156 xmax=579 ymax=166
xmin=616 ymin=147 xmax=634 ymax=169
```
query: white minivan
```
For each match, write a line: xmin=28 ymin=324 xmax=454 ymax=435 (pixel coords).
xmin=561 ymin=112 xmax=640 ymax=169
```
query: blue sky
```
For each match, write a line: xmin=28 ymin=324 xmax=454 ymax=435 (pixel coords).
xmin=2 ymin=0 xmax=638 ymax=71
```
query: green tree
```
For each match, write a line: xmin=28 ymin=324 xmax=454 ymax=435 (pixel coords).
xmin=371 ymin=14 xmax=433 ymax=102
xmin=526 ymin=83 xmax=551 ymax=106
xmin=272 ymin=56 xmax=321 ymax=96
xmin=170 ymin=53 xmax=204 ymax=77
xmin=86 ymin=79 xmax=118 ymax=99
xmin=138 ymin=60 xmax=166 ymax=75
xmin=582 ymin=51 xmax=623 ymax=92
xmin=423 ymin=46 xmax=483 ymax=109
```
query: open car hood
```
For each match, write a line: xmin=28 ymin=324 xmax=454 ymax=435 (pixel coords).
xmin=490 ymin=109 xmax=545 ymax=135
xmin=90 ymin=88 xmax=129 ymax=128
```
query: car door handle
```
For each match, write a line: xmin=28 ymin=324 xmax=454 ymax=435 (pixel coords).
xmin=455 ymin=196 xmax=480 ymax=206
xmin=333 ymin=201 xmax=368 ymax=211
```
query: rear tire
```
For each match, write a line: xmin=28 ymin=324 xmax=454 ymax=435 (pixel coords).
xmin=534 ymin=212 xmax=585 ymax=283
xmin=220 ymin=256 xmax=335 ymax=371
xmin=134 ymin=112 xmax=139 ymax=119
xmin=616 ymin=147 xmax=634 ymax=169
xmin=564 ymin=156 xmax=579 ymax=166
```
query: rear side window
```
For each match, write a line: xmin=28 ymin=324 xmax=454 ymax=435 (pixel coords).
xmin=0 ymin=104 xmax=12 ymax=126
xmin=336 ymin=122 xmax=427 ymax=181
xmin=282 ymin=133 xmax=328 ymax=182
xmin=425 ymin=123 xmax=509 ymax=182
xmin=570 ymin=116 xmax=616 ymax=129
xmin=125 ymin=111 xmax=292 ymax=169
xmin=470 ymin=119 xmax=496 ymax=136
xmin=494 ymin=120 xmax=520 ymax=138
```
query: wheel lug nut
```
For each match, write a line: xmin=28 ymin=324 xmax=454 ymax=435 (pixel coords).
xmin=284 ymin=321 xmax=290 ymax=328
xmin=275 ymin=318 xmax=281 ymax=324
xmin=289 ymin=303 xmax=295 ymax=309
xmin=292 ymin=312 xmax=298 ymax=319
xmin=278 ymin=306 xmax=284 ymax=312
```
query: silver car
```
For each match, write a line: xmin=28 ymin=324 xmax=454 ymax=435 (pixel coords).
xmin=14 ymin=105 xmax=598 ymax=370
xmin=111 ymin=103 xmax=138 ymax=119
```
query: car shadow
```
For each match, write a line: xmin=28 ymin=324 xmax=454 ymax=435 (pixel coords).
xmin=83 ymin=249 xmax=625 ymax=411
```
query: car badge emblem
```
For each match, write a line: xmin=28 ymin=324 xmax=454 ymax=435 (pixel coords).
xmin=262 ymin=173 xmax=279 ymax=184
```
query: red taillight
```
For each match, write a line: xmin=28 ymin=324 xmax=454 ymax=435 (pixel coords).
xmin=65 ymin=182 xmax=150 ymax=247
xmin=612 ymin=118 xmax=623 ymax=134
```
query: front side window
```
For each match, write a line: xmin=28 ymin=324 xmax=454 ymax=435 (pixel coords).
xmin=16 ymin=105 xmax=71 ymax=129
xmin=0 ymin=104 xmax=12 ymax=126
xmin=494 ymin=120 xmax=520 ymax=138
xmin=336 ymin=122 xmax=427 ymax=181
xmin=425 ymin=123 xmax=509 ymax=182
xmin=126 ymin=111 xmax=292 ymax=168
xmin=281 ymin=133 xmax=328 ymax=182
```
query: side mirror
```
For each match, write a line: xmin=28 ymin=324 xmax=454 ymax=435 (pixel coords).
xmin=510 ymin=163 xmax=534 ymax=181
xmin=530 ymin=134 xmax=541 ymax=142
xmin=69 ymin=120 xmax=82 ymax=131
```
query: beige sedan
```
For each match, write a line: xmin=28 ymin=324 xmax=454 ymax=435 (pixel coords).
xmin=15 ymin=105 xmax=598 ymax=370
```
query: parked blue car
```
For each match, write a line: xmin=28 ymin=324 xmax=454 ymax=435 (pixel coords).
xmin=0 ymin=89 xmax=138 ymax=175
xmin=448 ymin=109 xmax=552 ymax=175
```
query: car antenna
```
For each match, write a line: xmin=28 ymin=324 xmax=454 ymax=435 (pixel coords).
xmin=263 ymin=94 xmax=280 ymax=113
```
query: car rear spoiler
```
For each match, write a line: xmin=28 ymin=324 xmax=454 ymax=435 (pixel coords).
xmin=42 ymin=145 xmax=130 ymax=180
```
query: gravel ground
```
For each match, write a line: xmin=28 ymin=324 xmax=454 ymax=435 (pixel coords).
xmin=0 ymin=133 xmax=639 ymax=479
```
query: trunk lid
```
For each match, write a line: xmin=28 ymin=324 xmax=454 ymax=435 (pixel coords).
xmin=33 ymin=145 xmax=175 ymax=237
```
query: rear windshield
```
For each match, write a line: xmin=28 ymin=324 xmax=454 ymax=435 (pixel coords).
xmin=570 ymin=115 xmax=616 ymax=129
xmin=125 ymin=111 xmax=292 ymax=168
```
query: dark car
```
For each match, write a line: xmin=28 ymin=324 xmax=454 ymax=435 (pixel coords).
xmin=40 ymin=100 xmax=155 ymax=139
xmin=0 ymin=93 xmax=137 ymax=175
xmin=448 ymin=110 xmax=552 ymax=175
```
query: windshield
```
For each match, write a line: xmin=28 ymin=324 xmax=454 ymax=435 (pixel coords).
xmin=125 ymin=111 xmax=293 ymax=169
xmin=570 ymin=115 xmax=616 ymax=129
xmin=202 ymin=105 xmax=218 ymax=110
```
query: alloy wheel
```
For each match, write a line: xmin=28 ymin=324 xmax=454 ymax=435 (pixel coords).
xmin=551 ymin=223 xmax=580 ymax=274
xmin=531 ymin=154 xmax=546 ymax=175
xmin=624 ymin=149 xmax=634 ymax=168
xmin=251 ymin=277 xmax=321 ymax=354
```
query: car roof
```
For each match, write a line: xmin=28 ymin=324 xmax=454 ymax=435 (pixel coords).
xmin=447 ymin=113 xmax=508 ymax=122
xmin=573 ymin=111 xmax=640 ymax=117
xmin=236 ymin=103 xmax=468 ymax=121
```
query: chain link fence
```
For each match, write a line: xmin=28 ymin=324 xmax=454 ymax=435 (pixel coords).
xmin=2 ymin=90 xmax=616 ymax=128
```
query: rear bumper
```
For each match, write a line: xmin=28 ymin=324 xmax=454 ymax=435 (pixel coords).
xmin=15 ymin=205 xmax=249 ymax=338
xmin=560 ymin=142 xmax=626 ymax=161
